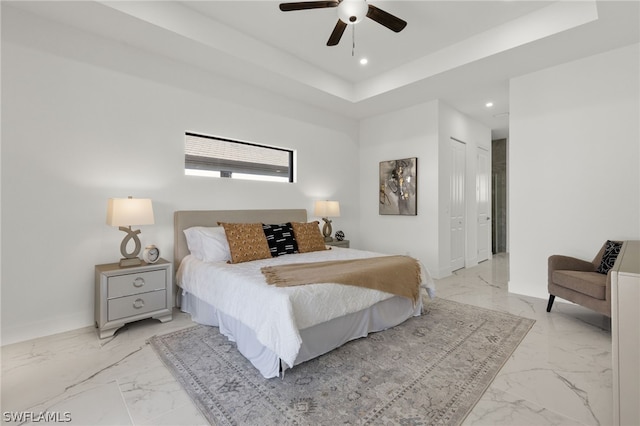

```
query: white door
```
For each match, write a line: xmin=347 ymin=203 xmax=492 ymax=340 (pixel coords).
xmin=477 ymin=147 xmax=490 ymax=262
xmin=450 ymin=139 xmax=466 ymax=271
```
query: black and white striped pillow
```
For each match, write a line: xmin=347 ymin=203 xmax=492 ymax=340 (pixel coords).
xmin=262 ymin=223 xmax=299 ymax=257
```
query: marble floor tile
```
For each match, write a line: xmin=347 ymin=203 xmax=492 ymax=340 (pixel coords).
xmin=1 ymin=312 xmax=202 ymax=426
xmin=116 ymin=346 xmax=199 ymax=424
xmin=464 ymin=387 xmax=585 ymax=426
xmin=22 ymin=381 xmax=133 ymax=426
xmin=1 ymin=254 xmax=612 ymax=426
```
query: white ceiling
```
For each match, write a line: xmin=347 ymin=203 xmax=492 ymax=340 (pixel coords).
xmin=8 ymin=1 xmax=640 ymax=139
xmin=183 ymin=1 xmax=553 ymax=82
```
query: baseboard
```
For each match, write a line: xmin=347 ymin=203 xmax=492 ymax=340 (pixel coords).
xmin=1 ymin=312 xmax=93 ymax=346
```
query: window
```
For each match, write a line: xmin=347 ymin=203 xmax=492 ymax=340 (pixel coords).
xmin=185 ymin=132 xmax=294 ymax=183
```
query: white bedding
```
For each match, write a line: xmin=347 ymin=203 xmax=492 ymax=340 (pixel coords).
xmin=177 ymin=246 xmax=435 ymax=369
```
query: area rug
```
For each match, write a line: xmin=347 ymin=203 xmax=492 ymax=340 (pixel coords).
xmin=149 ymin=298 xmax=534 ymax=425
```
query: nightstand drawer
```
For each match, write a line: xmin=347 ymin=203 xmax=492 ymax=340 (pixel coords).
xmin=326 ymin=239 xmax=350 ymax=248
xmin=108 ymin=290 xmax=167 ymax=321
xmin=107 ymin=269 xmax=166 ymax=299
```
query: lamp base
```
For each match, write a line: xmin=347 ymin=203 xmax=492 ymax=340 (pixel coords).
xmin=321 ymin=218 xmax=334 ymax=242
xmin=117 ymin=226 xmax=143 ymax=267
xmin=119 ymin=257 xmax=142 ymax=267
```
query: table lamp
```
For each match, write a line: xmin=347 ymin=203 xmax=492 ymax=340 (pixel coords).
xmin=106 ymin=196 xmax=154 ymax=266
xmin=314 ymin=200 xmax=340 ymax=242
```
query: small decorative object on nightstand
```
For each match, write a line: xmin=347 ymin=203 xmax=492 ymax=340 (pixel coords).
xmin=95 ymin=259 xmax=172 ymax=339
xmin=142 ymin=245 xmax=160 ymax=264
xmin=335 ymin=230 xmax=345 ymax=241
xmin=326 ymin=239 xmax=350 ymax=248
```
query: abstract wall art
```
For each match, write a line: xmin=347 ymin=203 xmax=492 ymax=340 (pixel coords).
xmin=379 ymin=157 xmax=417 ymax=215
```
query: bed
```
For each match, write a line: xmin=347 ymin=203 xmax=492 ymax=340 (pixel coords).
xmin=174 ymin=209 xmax=435 ymax=378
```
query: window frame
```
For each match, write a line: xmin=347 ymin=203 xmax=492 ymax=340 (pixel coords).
xmin=184 ymin=132 xmax=295 ymax=183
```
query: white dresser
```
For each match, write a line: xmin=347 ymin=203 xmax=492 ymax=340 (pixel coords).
xmin=95 ymin=259 xmax=172 ymax=338
xmin=611 ymin=240 xmax=639 ymax=426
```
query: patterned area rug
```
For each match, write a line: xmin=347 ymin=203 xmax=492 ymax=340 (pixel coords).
xmin=149 ymin=298 xmax=534 ymax=425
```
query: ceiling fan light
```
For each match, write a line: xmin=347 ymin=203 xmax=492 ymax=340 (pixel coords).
xmin=338 ymin=0 xmax=368 ymax=25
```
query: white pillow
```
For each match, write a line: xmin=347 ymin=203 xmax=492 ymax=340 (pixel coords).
xmin=183 ymin=226 xmax=231 ymax=262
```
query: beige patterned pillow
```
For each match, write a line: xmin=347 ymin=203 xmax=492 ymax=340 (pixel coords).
xmin=218 ymin=222 xmax=271 ymax=264
xmin=290 ymin=221 xmax=327 ymax=253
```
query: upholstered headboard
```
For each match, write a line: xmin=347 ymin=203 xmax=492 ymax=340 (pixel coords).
xmin=173 ymin=209 xmax=308 ymax=272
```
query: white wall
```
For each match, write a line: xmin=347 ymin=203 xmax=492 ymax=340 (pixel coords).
xmin=358 ymin=100 xmax=490 ymax=278
xmin=0 ymin=7 xmax=360 ymax=344
xmin=358 ymin=102 xmax=440 ymax=274
xmin=509 ymin=43 xmax=640 ymax=300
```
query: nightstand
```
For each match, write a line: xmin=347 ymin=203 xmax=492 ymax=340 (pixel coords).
xmin=326 ymin=239 xmax=350 ymax=248
xmin=95 ymin=259 xmax=172 ymax=339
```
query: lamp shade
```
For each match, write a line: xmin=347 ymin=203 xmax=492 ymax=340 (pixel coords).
xmin=106 ymin=197 xmax=154 ymax=227
xmin=314 ymin=200 xmax=340 ymax=217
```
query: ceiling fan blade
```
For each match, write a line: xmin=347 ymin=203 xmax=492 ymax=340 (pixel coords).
xmin=327 ymin=20 xmax=347 ymax=46
xmin=366 ymin=4 xmax=407 ymax=33
xmin=279 ymin=1 xmax=339 ymax=12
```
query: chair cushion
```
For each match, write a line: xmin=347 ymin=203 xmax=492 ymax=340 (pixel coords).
xmin=552 ymin=270 xmax=606 ymax=300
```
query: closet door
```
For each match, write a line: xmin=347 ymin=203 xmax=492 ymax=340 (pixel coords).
xmin=450 ymin=138 xmax=466 ymax=271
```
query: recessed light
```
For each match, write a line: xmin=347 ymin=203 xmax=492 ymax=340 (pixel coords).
xmin=485 ymin=101 xmax=494 ymax=108
xmin=359 ymin=58 xmax=368 ymax=65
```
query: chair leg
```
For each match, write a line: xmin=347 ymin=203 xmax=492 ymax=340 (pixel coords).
xmin=546 ymin=295 xmax=555 ymax=312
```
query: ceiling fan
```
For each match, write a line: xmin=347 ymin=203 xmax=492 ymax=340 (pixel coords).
xmin=279 ymin=0 xmax=407 ymax=47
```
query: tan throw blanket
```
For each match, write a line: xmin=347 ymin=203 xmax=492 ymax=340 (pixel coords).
xmin=261 ymin=255 xmax=421 ymax=303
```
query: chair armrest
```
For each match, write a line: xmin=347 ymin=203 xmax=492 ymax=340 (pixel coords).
xmin=548 ymin=255 xmax=595 ymax=273
xmin=548 ymin=255 xmax=595 ymax=287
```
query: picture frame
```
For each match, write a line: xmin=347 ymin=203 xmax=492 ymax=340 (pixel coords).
xmin=379 ymin=157 xmax=417 ymax=215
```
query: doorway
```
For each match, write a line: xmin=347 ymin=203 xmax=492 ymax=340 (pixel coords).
xmin=492 ymin=138 xmax=508 ymax=254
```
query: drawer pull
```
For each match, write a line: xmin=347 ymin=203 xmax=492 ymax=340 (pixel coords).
xmin=133 ymin=298 xmax=145 ymax=309
xmin=133 ymin=277 xmax=145 ymax=288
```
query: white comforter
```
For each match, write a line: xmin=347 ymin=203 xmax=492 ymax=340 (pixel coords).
xmin=177 ymin=247 xmax=435 ymax=368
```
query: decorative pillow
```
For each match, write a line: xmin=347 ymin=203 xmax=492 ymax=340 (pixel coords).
xmin=218 ymin=222 xmax=272 ymax=264
xmin=183 ymin=226 xmax=231 ymax=263
xmin=596 ymin=240 xmax=623 ymax=274
xmin=262 ymin=223 xmax=299 ymax=257
xmin=290 ymin=221 xmax=327 ymax=253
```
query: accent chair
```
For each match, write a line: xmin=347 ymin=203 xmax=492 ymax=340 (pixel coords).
xmin=547 ymin=240 xmax=622 ymax=318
